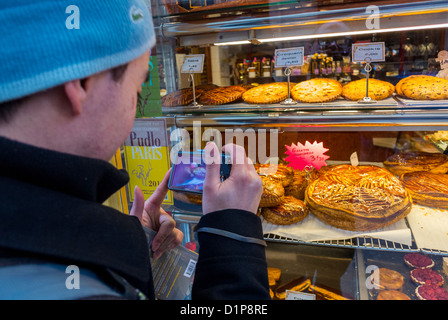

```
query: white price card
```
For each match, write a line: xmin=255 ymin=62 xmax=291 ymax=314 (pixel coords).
xmin=274 ymin=47 xmax=304 ymax=67
xmin=352 ymin=42 xmax=385 ymax=62
xmin=181 ymin=54 xmax=205 ymax=73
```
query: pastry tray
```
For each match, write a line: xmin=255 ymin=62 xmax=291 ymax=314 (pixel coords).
xmin=161 ymin=97 xmax=400 ymax=114
xmin=358 ymin=250 xmax=448 ymax=300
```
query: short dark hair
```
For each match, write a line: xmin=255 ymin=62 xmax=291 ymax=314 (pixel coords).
xmin=0 ymin=64 xmax=129 ymax=123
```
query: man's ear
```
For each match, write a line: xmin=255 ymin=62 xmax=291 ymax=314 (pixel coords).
xmin=64 ymin=79 xmax=88 ymax=116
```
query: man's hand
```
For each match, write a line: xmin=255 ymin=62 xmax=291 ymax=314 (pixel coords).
xmin=202 ymin=142 xmax=262 ymax=215
xmin=130 ymin=169 xmax=183 ymax=259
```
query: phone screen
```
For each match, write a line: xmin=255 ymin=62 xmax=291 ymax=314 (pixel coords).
xmin=169 ymin=152 xmax=206 ymax=193
xmin=168 ymin=151 xmax=231 ymax=194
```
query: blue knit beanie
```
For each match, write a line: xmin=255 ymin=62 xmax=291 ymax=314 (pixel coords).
xmin=0 ymin=0 xmax=156 ymax=103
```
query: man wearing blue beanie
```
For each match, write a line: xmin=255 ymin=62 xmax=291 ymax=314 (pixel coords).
xmin=0 ymin=0 xmax=269 ymax=300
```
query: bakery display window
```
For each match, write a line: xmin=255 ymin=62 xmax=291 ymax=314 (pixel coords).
xmin=134 ymin=0 xmax=448 ymax=300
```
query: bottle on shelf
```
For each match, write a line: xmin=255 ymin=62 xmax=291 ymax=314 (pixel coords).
xmin=311 ymin=53 xmax=320 ymax=77
xmin=261 ymin=57 xmax=271 ymax=78
xmin=252 ymin=57 xmax=261 ymax=78
xmin=320 ymin=54 xmax=328 ymax=77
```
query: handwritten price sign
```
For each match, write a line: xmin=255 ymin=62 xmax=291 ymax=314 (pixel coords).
xmin=284 ymin=141 xmax=330 ymax=170
xmin=352 ymin=42 xmax=385 ymax=62
xmin=275 ymin=47 xmax=304 ymax=68
xmin=181 ymin=54 xmax=205 ymax=73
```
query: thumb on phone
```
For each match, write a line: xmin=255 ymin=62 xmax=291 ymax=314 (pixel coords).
xmin=203 ymin=142 xmax=221 ymax=191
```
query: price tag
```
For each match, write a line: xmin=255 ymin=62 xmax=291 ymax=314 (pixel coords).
xmin=181 ymin=54 xmax=205 ymax=73
xmin=274 ymin=47 xmax=304 ymax=68
xmin=284 ymin=141 xmax=330 ymax=171
xmin=285 ymin=290 xmax=316 ymax=300
xmin=352 ymin=42 xmax=385 ymax=62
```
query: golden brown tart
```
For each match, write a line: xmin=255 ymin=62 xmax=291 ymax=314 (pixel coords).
xmin=376 ymin=290 xmax=411 ymax=300
xmin=242 ymin=82 xmax=295 ymax=104
xmin=400 ymin=171 xmax=448 ymax=209
xmin=259 ymin=176 xmax=284 ymax=207
xmin=261 ymin=196 xmax=309 ymax=225
xmin=305 ymin=165 xmax=412 ymax=231
xmin=291 ymin=78 xmax=342 ymax=103
xmin=374 ymin=268 xmax=405 ymax=291
xmin=399 ymin=75 xmax=448 ymax=100
xmin=342 ymin=78 xmax=395 ymax=101
xmin=395 ymin=75 xmax=426 ymax=96
xmin=197 ymin=85 xmax=248 ymax=105
xmin=254 ymin=163 xmax=294 ymax=187
xmin=384 ymin=151 xmax=448 ymax=176
xmin=161 ymin=87 xmax=205 ymax=107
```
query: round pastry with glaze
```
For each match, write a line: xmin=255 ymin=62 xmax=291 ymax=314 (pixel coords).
xmin=383 ymin=151 xmax=448 ymax=176
xmin=400 ymin=171 xmax=448 ymax=209
xmin=305 ymin=164 xmax=412 ymax=231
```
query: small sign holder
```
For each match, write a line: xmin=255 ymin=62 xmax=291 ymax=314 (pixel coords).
xmin=181 ymin=54 xmax=205 ymax=108
xmin=282 ymin=67 xmax=296 ymax=105
xmin=188 ymin=68 xmax=202 ymax=107
xmin=274 ymin=47 xmax=304 ymax=105
xmin=359 ymin=57 xmax=376 ymax=104
xmin=352 ymin=42 xmax=385 ymax=105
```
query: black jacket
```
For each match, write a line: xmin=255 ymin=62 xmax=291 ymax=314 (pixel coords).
xmin=0 ymin=137 xmax=269 ymax=300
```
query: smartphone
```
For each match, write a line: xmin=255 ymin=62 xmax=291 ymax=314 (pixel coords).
xmin=168 ymin=151 xmax=231 ymax=194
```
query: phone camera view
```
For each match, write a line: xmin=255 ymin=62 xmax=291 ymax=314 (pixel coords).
xmin=169 ymin=153 xmax=207 ymax=193
xmin=169 ymin=152 xmax=231 ymax=194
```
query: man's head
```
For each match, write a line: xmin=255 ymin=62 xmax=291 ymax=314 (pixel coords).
xmin=0 ymin=0 xmax=155 ymax=160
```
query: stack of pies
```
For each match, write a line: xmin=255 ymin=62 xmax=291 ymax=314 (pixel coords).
xmin=396 ymin=75 xmax=448 ymax=100
xmin=342 ymin=78 xmax=395 ymax=101
xmin=261 ymin=196 xmax=309 ymax=225
xmin=254 ymin=163 xmax=294 ymax=187
xmin=383 ymin=151 xmax=448 ymax=176
xmin=197 ymin=85 xmax=248 ymax=105
xmin=305 ymin=164 xmax=412 ymax=231
xmin=284 ymin=170 xmax=308 ymax=200
xmin=400 ymin=171 xmax=448 ymax=209
xmin=259 ymin=176 xmax=285 ymax=207
xmin=242 ymin=82 xmax=295 ymax=104
xmin=291 ymin=78 xmax=342 ymax=103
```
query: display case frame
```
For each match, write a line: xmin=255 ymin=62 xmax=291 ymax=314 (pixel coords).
xmin=145 ymin=0 xmax=448 ymax=300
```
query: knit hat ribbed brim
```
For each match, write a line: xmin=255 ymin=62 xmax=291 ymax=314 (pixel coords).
xmin=0 ymin=0 xmax=156 ymax=103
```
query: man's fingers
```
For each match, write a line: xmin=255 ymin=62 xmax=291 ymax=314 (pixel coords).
xmin=145 ymin=168 xmax=171 ymax=211
xmin=151 ymin=214 xmax=183 ymax=258
xmin=129 ymin=186 xmax=144 ymax=222
xmin=203 ymin=142 xmax=221 ymax=191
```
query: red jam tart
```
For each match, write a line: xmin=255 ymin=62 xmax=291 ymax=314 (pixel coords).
xmin=416 ymin=284 xmax=448 ymax=300
xmin=404 ymin=253 xmax=434 ymax=269
xmin=411 ymin=268 xmax=444 ymax=286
